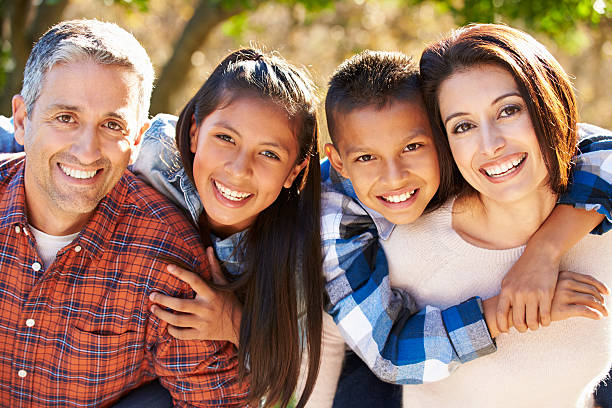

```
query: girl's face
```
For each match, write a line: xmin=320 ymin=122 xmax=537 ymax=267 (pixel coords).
xmin=190 ymin=96 xmax=307 ymax=237
xmin=438 ymin=64 xmax=549 ymax=203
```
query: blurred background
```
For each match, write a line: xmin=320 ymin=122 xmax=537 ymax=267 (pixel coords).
xmin=1 ymin=0 xmax=611 ymax=142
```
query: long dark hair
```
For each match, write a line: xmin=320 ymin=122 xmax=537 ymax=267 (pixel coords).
xmin=420 ymin=23 xmax=578 ymax=198
xmin=175 ymin=48 xmax=323 ymax=407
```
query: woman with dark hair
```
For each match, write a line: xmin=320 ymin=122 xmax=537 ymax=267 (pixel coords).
xmin=378 ymin=23 xmax=612 ymax=406
xmin=129 ymin=48 xmax=324 ymax=408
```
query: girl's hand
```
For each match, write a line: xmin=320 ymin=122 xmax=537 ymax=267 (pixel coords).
xmin=550 ymin=271 xmax=609 ymax=322
xmin=496 ymin=245 xmax=559 ymax=333
xmin=149 ymin=247 xmax=242 ymax=345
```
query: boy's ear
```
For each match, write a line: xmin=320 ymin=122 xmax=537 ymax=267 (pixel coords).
xmin=189 ymin=114 xmax=199 ymax=154
xmin=129 ymin=120 xmax=150 ymax=165
xmin=12 ymin=95 xmax=27 ymax=146
xmin=325 ymin=143 xmax=349 ymax=178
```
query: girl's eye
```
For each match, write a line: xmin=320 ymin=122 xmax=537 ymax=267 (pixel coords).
xmin=452 ymin=121 xmax=474 ymax=134
xmin=356 ymin=154 xmax=374 ymax=162
xmin=215 ymin=134 xmax=235 ymax=144
xmin=500 ymin=105 xmax=521 ymax=118
xmin=261 ymin=151 xmax=280 ymax=160
xmin=56 ymin=114 xmax=75 ymax=124
xmin=404 ymin=143 xmax=422 ymax=152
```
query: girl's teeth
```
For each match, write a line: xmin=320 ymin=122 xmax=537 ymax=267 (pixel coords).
xmin=59 ymin=164 xmax=97 ymax=179
xmin=215 ymin=181 xmax=251 ymax=201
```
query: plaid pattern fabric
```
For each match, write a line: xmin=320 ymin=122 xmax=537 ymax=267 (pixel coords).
xmin=321 ymin=122 xmax=612 ymax=384
xmin=0 ymin=154 xmax=248 ymax=407
xmin=559 ymin=123 xmax=612 ymax=234
xmin=321 ymin=159 xmax=496 ymax=384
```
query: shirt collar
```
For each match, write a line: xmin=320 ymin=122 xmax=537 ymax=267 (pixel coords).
xmin=0 ymin=155 xmax=29 ymax=229
xmin=210 ymin=230 xmax=246 ymax=276
xmin=321 ymin=158 xmax=396 ymax=241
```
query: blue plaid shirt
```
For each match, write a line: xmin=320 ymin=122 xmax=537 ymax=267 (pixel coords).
xmin=321 ymin=123 xmax=612 ymax=384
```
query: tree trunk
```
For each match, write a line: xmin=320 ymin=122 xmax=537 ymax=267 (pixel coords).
xmin=150 ymin=0 xmax=263 ymax=115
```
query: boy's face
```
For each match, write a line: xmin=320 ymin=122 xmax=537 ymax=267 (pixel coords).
xmin=326 ymin=99 xmax=440 ymax=225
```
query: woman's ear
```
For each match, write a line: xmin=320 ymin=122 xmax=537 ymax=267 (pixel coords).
xmin=189 ymin=114 xmax=199 ymax=154
xmin=284 ymin=157 xmax=309 ymax=189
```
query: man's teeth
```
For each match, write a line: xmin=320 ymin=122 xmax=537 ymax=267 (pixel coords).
xmin=484 ymin=155 xmax=526 ymax=177
xmin=59 ymin=164 xmax=97 ymax=179
xmin=382 ymin=189 xmax=416 ymax=203
xmin=215 ymin=181 xmax=251 ymax=201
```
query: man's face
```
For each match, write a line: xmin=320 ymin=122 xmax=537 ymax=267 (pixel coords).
xmin=13 ymin=59 xmax=143 ymax=234
xmin=326 ymin=99 xmax=440 ymax=225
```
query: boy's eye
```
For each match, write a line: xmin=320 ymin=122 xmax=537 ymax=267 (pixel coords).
xmin=404 ymin=143 xmax=422 ymax=152
xmin=452 ymin=121 xmax=474 ymax=134
xmin=260 ymin=150 xmax=280 ymax=160
xmin=356 ymin=154 xmax=374 ymax=162
xmin=215 ymin=134 xmax=235 ymax=144
xmin=499 ymin=105 xmax=521 ymax=118
xmin=56 ymin=114 xmax=75 ymax=124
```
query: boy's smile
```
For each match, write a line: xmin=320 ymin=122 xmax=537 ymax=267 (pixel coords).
xmin=326 ymin=99 xmax=440 ymax=225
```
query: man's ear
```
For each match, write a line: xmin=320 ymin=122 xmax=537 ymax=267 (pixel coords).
xmin=129 ymin=120 xmax=150 ymax=165
xmin=12 ymin=95 xmax=27 ymax=146
xmin=325 ymin=143 xmax=349 ymax=178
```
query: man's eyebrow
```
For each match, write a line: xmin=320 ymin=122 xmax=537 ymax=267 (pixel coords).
xmin=46 ymin=104 xmax=80 ymax=113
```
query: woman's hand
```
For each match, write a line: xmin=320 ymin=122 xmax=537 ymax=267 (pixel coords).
xmin=550 ymin=271 xmax=609 ymax=322
xmin=149 ymin=247 xmax=242 ymax=345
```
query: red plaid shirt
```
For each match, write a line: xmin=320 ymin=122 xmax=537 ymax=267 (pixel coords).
xmin=0 ymin=154 xmax=249 ymax=407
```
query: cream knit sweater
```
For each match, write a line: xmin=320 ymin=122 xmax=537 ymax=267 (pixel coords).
xmin=385 ymin=199 xmax=612 ymax=408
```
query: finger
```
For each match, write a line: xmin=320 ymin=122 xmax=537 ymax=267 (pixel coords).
xmin=149 ymin=291 xmax=199 ymax=314
xmin=167 ymin=264 xmax=215 ymax=298
xmin=563 ymin=280 xmax=606 ymax=303
xmin=512 ymin=301 xmax=528 ymax=333
xmin=206 ymin=247 xmax=228 ymax=286
xmin=167 ymin=325 xmax=206 ymax=341
xmin=151 ymin=304 xmax=202 ymax=328
xmin=566 ymin=292 xmax=608 ymax=317
xmin=561 ymin=271 xmax=609 ymax=296
xmin=496 ymin=296 xmax=511 ymax=333
xmin=539 ymin=296 xmax=552 ymax=327
xmin=525 ymin=300 xmax=539 ymax=331
xmin=563 ymin=304 xmax=604 ymax=321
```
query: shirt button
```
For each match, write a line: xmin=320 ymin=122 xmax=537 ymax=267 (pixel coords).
xmin=32 ymin=262 xmax=41 ymax=272
xmin=26 ymin=319 xmax=35 ymax=327
xmin=17 ymin=370 xmax=27 ymax=378
xmin=74 ymin=245 xmax=82 ymax=253
xmin=15 ymin=226 xmax=20 ymax=234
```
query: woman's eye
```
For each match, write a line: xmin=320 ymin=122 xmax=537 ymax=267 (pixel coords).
xmin=356 ymin=154 xmax=374 ymax=162
xmin=452 ymin=122 xmax=474 ymax=134
xmin=261 ymin=151 xmax=280 ymax=160
xmin=500 ymin=105 xmax=520 ymax=118
xmin=404 ymin=143 xmax=422 ymax=152
xmin=215 ymin=134 xmax=235 ymax=144
xmin=56 ymin=114 xmax=74 ymax=124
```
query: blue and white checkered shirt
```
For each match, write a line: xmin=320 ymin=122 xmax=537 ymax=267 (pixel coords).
xmin=321 ymin=123 xmax=612 ymax=384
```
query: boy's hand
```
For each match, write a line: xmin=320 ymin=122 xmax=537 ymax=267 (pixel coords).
xmin=149 ymin=247 xmax=242 ymax=345
xmin=496 ymin=245 xmax=559 ymax=334
xmin=550 ymin=271 xmax=609 ymax=322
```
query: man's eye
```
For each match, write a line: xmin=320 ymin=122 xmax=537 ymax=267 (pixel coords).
xmin=453 ymin=122 xmax=474 ymax=134
xmin=404 ymin=143 xmax=422 ymax=152
xmin=104 ymin=121 xmax=124 ymax=131
xmin=356 ymin=154 xmax=374 ymax=162
xmin=261 ymin=151 xmax=280 ymax=160
xmin=56 ymin=114 xmax=74 ymax=124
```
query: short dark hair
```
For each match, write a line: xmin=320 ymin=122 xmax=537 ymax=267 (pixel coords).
xmin=420 ymin=23 xmax=578 ymax=196
xmin=325 ymin=50 xmax=422 ymax=145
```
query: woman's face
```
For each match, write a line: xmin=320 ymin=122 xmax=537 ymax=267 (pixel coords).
xmin=438 ymin=64 xmax=549 ymax=203
xmin=190 ymin=96 xmax=307 ymax=237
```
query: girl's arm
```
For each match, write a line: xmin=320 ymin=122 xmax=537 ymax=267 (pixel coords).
xmin=497 ymin=123 xmax=612 ymax=333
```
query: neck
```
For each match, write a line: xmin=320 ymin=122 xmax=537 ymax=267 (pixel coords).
xmin=452 ymin=187 xmax=557 ymax=249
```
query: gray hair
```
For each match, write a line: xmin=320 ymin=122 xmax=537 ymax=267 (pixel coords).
xmin=21 ymin=19 xmax=154 ymax=128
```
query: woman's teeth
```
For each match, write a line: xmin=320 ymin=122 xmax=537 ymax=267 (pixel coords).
xmin=215 ymin=181 xmax=251 ymax=201
xmin=59 ymin=164 xmax=97 ymax=179
xmin=484 ymin=154 xmax=526 ymax=177
xmin=382 ymin=189 xmax=416 ymax=203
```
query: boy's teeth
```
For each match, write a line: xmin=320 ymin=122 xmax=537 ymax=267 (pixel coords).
xmin=59 ymin=164 xmax=97 ymax=179
xmin=484 ymin=154 xmax=526 ymax=177
xmin=215 ymin=181 xmax=251 ymax=201
xmin=382 ymin=189 xmax=416 ymax=203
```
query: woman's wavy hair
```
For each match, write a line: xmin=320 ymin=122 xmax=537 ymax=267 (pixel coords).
xmin=175 ymin=48 xmax=322 ymax=408
xmin=419 ymin=23 xmax=579 ymax=198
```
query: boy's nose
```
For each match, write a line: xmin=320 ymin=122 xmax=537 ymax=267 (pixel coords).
xmin=382 ymin=159 xmax=408 ymax=187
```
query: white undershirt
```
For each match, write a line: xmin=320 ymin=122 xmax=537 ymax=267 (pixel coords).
xmin=28 ymin=225 xmax=79 ymax=269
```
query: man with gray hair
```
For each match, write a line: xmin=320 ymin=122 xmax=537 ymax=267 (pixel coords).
xmin=0 ymin=19 xmax=248 ymax=407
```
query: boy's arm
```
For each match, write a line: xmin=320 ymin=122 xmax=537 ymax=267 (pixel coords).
xmin=0 ymin=116 xmax=23 ymax=153
xmin=321 ymin=179 xmax=496 ymax=385
xmin=497 ymin=123 xmax=612 ymax=332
